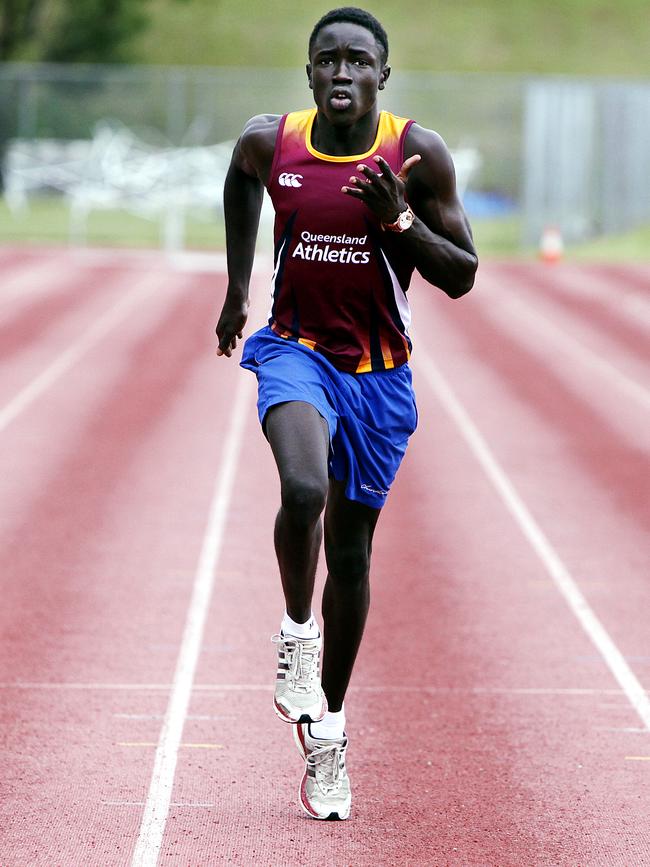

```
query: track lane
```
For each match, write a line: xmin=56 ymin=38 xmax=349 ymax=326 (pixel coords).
xmin=481 ymin=263 xmax=650 ymax=389
xmin=0 ymin=262 xmax=122 ymax=363
xmin=409 ymin=270 xmax=650 ymax=672
xmin=1 ymin=252 xmax=649 ymax=866
xmin=0 ymin=261 xmax=172 ymax=412
xmin=469 ymin=268 xmax=650 ymax=453
xmin=495 ymin=261 xmax=650 ymax=363
xmin=0 ymin=257 xmax=244 ymax=865
xmin=156 ymin=264 xmax=649 ymax=864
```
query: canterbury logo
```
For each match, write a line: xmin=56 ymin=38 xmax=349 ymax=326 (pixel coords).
xmin=278 ymin=172 xmax=303 ymax=188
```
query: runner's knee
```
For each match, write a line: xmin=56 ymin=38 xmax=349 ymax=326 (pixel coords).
xmin=325 ymin=541 xmax=370 ymax=586
xmin=280 ymin=475 xmax=327 ymax=524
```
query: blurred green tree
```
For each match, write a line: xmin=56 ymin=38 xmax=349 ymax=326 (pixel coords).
xmin=0 ymin=0 xmax=39 ymax=59
xmin=0 ymin=0 xmax=150 ymax=62
xmin=0 ymin=0 xmax=155 ymax=190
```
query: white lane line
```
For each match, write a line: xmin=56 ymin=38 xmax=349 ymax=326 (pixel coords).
xmin=595 ymin=727 xmax=648 ymax=733
xmin=480 ymin=290 xmax=650 ymax=411
xmin=0 ymin=682 xmax=174 ymax=690
xmin=557 ymin=265 xmax=650 ymax=331
xmin=113 ymin=713 xmax=234 ymax=720
xmin=0 ymin=272 xmax=163 ymax=435
xmin=415 ymin=345 xmax=650 ymax=733
xmin=1 ymin=681 xmax=644 ymax=696
xmin=119 ymin=742 xmax=223 ymax=749
xmin=105 ymin=802 xmax=215 ymax=808
xmin=599 ymin=702 xmax=643 ymax=710
xmin=72 ymin=247 xmax=263 ymax=274
xmin=0 ymin=255 xmax=71 ymax=319
xmin=511 ymin=296 xmax=650 ymax=408
xmin=130 ymin=372 xmax=253 ymax=867
xmin=0 ymin=252 xmax=65 ymax=291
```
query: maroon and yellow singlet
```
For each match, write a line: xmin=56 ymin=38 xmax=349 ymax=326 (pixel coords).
xmin=267 ymin=109 xmax=416 ymax=374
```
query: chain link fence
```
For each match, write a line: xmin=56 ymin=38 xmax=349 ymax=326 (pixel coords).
xmin=1 ymin=62 xmax=649 ymax=249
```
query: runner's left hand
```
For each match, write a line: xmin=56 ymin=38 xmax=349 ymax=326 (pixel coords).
xmin=341 ymin=154 xmax=421 ymax=223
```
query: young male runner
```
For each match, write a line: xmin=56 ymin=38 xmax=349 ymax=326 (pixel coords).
xmin=216 ymin=7 xmax=477 ymax=820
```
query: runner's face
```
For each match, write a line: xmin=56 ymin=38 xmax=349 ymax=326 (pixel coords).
xmin=307 ymin=22 xmax=389 ymax=124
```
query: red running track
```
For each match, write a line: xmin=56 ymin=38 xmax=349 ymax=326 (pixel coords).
xmin=0 ymin=246 xmax=649 ymax=866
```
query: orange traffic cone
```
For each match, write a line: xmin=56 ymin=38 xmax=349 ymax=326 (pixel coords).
xmin=539 ymin=225 xmax=564 ymax=263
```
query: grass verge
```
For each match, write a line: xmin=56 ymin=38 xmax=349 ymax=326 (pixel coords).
xmin=1 ymin=198 xmax=648 ymax=261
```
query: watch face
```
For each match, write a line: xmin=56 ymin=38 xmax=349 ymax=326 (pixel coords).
xmin=384 ymin=207 xmax=413 ymax=232
xmin=398 ymin=208 xmax=414 ymax=230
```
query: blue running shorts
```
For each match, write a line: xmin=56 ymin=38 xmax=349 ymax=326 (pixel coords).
xmin=240 ymin=326 xmax=418 ymax=509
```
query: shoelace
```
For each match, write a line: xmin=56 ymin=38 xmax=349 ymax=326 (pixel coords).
xmin=271 ymin=635 xmax=320 ymax=692
xmin=307 ymin=740 xmax=347 ymax=794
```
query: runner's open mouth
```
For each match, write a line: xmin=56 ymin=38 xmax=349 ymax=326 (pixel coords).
xmin=330 ymin=90 xmax=352 ymax=109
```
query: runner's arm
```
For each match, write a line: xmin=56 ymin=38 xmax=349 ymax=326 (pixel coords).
xmin=401 ymin=126 xmax=477 ymax=297
xmin=216 ymin=118 xmax=274 ymax=357
xmin=216 ymin=136 xmax=263 ymax=357
xmin=345 ymin=125 xmax=478 ymax=299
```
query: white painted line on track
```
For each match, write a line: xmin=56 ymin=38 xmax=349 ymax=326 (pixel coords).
xmin=559 ymin=266 xmax=650 ymax=331
xmin=0 ymin=682 xmax=174 ymax=690
xmin=599 ymin=702 xmax=644 ymax=710
xmin=0 ymin=272 xmax=163 ymax=435
xmin=595 ymin=727 xmax=648 ymax=733
xmin=0 ymin=255 xmax=70 ymax=320
xmin=105 ymin=802 xmax=215 ymax=808
xmin=130 ymin=372 xmax=253 ymax=867
xmin=119 ymin=742 xmax=223 ymax=749
xmin=73 ymin=248 xmax=228 ymax=274
xmin=415 ymin=345 xmax=650 ymax=733
xmin=71 ymin=247 xmax=273 ymax=275
xmin=113 ymin=713 xmax=233 ymax=720
xmin=0 ymin=681 xmax=645 ymax=696
xmin=483 ymin=293 xmax=650 ymax=411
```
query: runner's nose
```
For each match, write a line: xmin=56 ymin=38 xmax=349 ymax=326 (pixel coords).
xmin=332 ymin=62 xmax=352 ymax=82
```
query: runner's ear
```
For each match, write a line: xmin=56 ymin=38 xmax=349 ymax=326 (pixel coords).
xmin=378 ymin=65 xmax=391 ymax=91
xmin=306 ymin=64 xmax=313 ymax=89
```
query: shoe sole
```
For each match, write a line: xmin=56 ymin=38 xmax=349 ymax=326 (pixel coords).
xmin=273 ymin=697 xmax=327 ymax=725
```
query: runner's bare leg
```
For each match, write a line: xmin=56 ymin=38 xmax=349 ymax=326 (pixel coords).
xmin=265 ymin=401 xmax=329 ymax=624
xmin=321 ymin=479 xmax=381 ymax=712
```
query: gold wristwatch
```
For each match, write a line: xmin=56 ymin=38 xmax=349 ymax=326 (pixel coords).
xmin=382 ymin=205 xmax=415 ymax=233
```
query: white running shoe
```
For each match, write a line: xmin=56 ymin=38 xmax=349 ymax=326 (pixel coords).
xmin=271 ymin=633 xmax=327 ymax=724
xmin=294 ymin=723 xmax=351 ymax=820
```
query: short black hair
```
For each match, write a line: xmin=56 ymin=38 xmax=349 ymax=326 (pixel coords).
xmin=309 ymin=7 xmax=389 ymax=64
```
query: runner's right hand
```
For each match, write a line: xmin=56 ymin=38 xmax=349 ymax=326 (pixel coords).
xmin=216 ymin=298 xmax=249 ymax=357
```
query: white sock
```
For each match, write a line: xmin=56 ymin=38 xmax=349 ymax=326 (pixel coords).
xmin=311 ymin=707 xmax=346 ymax=740
xmin=281 ymin=611 xmax=319 ymax=639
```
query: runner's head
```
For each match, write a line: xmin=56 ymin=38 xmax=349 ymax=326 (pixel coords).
xmin=307 ymin=7 xmax=391 ymax=124
xmin=309 ymin=8 xmax=389 ymax=65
